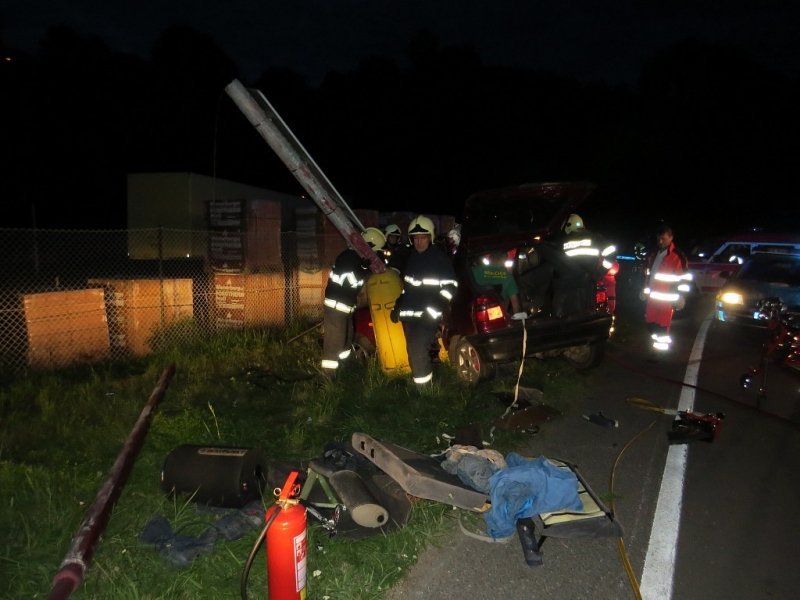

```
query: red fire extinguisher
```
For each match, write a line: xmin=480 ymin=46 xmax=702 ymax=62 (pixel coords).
xmin=265 ymin=471 xmax=307 ymax=600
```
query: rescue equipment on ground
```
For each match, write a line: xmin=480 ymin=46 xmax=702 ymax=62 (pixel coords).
xmin=739 ymin=297 xmax=800 ymax=408
xmin=625 ymin=397 xmax=726 ymax=444
xmin=161 ymin=445 xmax=267 ymax=508
xmin=350 ymin=432 xmax=622 ymax=566
xmin=240 ymin=471 xmax=307 ymax=600
xmin=668 ymin=411 xmax=725 ymax=444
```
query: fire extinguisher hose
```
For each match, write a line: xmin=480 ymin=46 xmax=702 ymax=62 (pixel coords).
xmin=240 ymin=504 xmax=283 ymax=600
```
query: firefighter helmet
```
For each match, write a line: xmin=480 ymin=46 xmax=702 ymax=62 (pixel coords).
xmin=384 ymin=223 xmax=402 ymax=238
xmin=563 ymin=213 xmax=585 ymax=235
xmin=362 ymin=227 xmax=386 ymax=250
xmin=408 ymin=215 xmax=435 ymax=238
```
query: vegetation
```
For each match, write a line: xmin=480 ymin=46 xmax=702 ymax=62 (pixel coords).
xmin=0 ymin=321 xmax=589 ymax=599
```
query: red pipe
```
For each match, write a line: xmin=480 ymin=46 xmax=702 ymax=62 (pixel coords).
xmin=49 ymin=364 xmax=176 ymax=600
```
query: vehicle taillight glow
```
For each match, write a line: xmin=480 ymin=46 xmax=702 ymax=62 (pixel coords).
xmin=595 ymin=288 xmax=608 ymax=306
xmin=607 ymin=261 xmax=619 ymax=276
xmin=473 ymin=295 xmax=507 ymax=333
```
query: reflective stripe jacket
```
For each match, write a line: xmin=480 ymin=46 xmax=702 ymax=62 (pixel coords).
xmin=561 ymin=229 xmax=616 ymax=280
xmin=643 ymin=242 xmax=690 ymax=328
xmin=324 ymin=248 xmax=369 ymax=313
xmin=398 ymin=245 xmax=458 ymax=321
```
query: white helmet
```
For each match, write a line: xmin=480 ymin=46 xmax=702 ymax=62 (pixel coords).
xmin=408 ymin=215 xmax=435 ymax=238
xmin=362 ymin=227 xmax=386 ymax=250
xmin=384 ymin=223 xmax=402 ymax=237
xmin=563 ymin=213 xmax=585 ymax=235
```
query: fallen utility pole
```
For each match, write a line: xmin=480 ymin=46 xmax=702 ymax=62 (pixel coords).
xmin=224 ymin=79 xmax=386 ymax=274
xmin=49 ymin=364 xmax=176 ymax=600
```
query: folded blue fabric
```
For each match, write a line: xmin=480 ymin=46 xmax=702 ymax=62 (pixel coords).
xmin=484 ymin=454 xmax=582 ymax=539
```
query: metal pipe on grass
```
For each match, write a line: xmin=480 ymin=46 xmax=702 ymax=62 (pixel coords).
xmin=48 ymin=364 xmax=176 ymax=600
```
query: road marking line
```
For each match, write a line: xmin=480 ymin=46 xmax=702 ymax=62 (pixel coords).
xmin=640 ymin=315 xmax=713 ymax=599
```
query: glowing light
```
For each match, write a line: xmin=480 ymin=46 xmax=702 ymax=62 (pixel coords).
xmin=719 ymin=291 xmax=744 ymax=305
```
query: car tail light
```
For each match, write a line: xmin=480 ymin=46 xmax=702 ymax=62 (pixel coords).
xmin=607 ymin=261 xmax=619 ymax=276
xmin=595 ymin=287 xmax=608 ymax=307
xmin=473 ymin=295 xmax=507 ymax=333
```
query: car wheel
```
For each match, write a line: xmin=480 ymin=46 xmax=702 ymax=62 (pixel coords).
xmin=563 ymin=340 xmax=605 ymax=370
xmin=450 ymin=336 xmax=496 ymax=384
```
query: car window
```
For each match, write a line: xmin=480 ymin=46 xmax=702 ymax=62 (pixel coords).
xmin=712 ymin=244 xmax=751 ymax=264
xmin=462 ymin=182 xmax=595 ymax=238
xmin=462 ymin=197 xmax=563 ymax=237
xmin=738 ymin=256 xmax=800 ymax=285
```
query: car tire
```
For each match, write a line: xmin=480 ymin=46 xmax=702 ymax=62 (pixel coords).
xmin=449 ymin=336 xmax=496 ymax=385
xmin=563 ymin=340 xmax=605 ymax=370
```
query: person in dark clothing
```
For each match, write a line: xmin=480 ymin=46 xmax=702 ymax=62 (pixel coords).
xmin=552 ymin=213 xmax=615 ymax=316
xmin=383 ymin=223 xmax=411 ymax=273
xmin=391 ymin=215 xmax=458 ymax=388
xmin=320 ymin=227 xmax=386 ymax=378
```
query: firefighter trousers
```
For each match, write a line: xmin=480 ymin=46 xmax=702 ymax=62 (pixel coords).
xmin=321 ymin=306 xmax=354 ymax=373
xmin=402 ymin=318 xmax=438 ymax=385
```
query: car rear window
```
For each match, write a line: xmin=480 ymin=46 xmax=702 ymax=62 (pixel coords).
xmin=462 ymin=182 xmax=595 ymax=238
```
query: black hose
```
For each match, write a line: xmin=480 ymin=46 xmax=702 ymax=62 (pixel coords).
xmin=240 ymin=504 xmax=282 ymax=600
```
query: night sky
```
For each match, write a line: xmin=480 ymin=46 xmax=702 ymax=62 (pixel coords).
xmin=2 ymin=1 xmax=799 ymax=246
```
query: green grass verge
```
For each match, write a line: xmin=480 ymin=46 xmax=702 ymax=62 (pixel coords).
xmin=0 ymin=321 xmax=589 ymax=599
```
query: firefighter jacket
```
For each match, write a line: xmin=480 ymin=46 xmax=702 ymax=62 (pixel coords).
xmin=561 ymin=229 xmax=616 ymax=281
xmin=397 ymin=245 xmax=458 ymax=322
xmin=323 ymin=248 xmax=370 ymax=314
xmin=643 ymin=242 xmax=690 ymax=328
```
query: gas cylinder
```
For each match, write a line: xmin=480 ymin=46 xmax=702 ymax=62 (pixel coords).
xmin=366 ymin=269 xmax=410 ymax=374
xmin=266 ymin=472 xmax=307 ymax=600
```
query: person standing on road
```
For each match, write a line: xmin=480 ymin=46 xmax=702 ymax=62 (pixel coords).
xmin=320 ymin=227 xmax=386 ymax=378
xmin=391 ymin=215 xmax=458 ymax=388
xmin=640 ymin=224 xmax=690 ymax=352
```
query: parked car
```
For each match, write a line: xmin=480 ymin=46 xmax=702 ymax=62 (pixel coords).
xmin=715 ymin=251 xmax=800 ymax=327
xmin=689 ymin=232 xmax=800 ymax=295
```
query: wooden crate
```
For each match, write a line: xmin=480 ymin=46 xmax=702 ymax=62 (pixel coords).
xmin=88 ymin=279 xmax=194 ymax=355
xmin=213 ymin=272 xmax=286 ymax=328
xmin=23 ymin=288 xmax=110 ymax=368
xmin=209 ymin=199 xmax=282 ymax=272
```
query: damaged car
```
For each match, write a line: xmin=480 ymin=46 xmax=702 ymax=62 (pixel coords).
xmin=443 ymin=181 xmax=614 ymax=384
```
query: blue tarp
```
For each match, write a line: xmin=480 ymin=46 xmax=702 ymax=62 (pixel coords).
xmin=484 ymin=454 xmax=582 ymax=539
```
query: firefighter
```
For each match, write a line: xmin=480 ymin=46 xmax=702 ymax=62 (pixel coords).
xmin=560 ymin=214 xmax=617 ymax=280
xmin=640 ymin=224 xmax=691 ymax=352
xmin=552 ymin=213 xmax=616 ymax=316
xmin=320 ymin=227 xmax=386 ymax=378
xmin=390 ymin=215 xmax=457 ymax=388
xmin=383 ymin=223 xmax=410 ymax=272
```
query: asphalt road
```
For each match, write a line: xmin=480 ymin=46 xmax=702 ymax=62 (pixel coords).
xmin=384 ymin=295 xmax=800 ymax=600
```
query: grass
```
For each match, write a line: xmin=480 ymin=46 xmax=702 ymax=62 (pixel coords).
xmin=0 ymin=319 xmax=590 ymax=599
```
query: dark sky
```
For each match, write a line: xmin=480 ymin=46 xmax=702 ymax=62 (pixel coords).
xmin=4 ymin=0 xmax=799 ymax=85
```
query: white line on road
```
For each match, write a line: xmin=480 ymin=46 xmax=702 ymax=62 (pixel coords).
xmin=640 ymin=315 xmax=713 ymax=600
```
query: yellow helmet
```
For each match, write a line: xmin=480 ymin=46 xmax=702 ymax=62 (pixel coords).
xmin=408 ymin=215 xmax=435 ymax=238
xmin=362 ymin=227 xmax=386 ymax=250
xmin=563 ymin=213 xmax=585 ymax=235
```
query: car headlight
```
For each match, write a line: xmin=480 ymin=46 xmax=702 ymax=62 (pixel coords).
xmin=718 ymin=291 xmax=744 ymax=305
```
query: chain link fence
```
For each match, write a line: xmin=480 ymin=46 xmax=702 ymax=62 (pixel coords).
xmin=0 ymin=227 xmax=348 ymax=372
